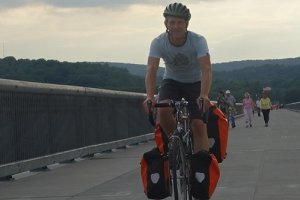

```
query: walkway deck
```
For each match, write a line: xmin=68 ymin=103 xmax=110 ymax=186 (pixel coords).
xmin=0 ymin=109 xmax=299 ymax=200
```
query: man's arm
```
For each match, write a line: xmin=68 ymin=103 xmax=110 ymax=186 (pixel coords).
xmin=198 ymin=54 xmax=212 ymax=99
xmin=143 ymin=56 xmax=160 ymax=112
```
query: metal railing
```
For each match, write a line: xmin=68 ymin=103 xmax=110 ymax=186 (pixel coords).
xmin=0 ymin=78 xmax=261 ymax=178
xmin=284 ymin=102 xmax=300 ymax=112
xmin=0 ymin=79 xmax=153 ymax=178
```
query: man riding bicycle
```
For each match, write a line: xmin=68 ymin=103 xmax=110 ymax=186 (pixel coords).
xmin=143 ymin=2 xmax=212 ymax=154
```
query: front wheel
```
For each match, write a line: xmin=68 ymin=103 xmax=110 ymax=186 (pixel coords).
xmin=169 ymin=135 xmax=191 ymax=200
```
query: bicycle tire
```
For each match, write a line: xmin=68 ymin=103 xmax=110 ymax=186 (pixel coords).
xmin=169 ymin=135 xmax=191 ymax=200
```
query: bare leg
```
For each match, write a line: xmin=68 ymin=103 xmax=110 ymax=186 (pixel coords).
xmin=191 ymin=119 xmax=209 ymax=153
xmin=158 ymin=107 xmax=176 ymax=136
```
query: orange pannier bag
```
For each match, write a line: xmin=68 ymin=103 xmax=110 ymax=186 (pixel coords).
xmin=154 ymin=123 xmax=169 ymax=155
xmin=207 ymin=103 xmax=229 ymax=163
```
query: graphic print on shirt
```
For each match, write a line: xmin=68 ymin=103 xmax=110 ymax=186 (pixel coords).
xmin=171 ymin=53 xmax=190 ymax=67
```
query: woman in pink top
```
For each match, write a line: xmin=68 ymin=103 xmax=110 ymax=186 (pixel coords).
xmin=243 ymin=92 xmax=255 ymax=127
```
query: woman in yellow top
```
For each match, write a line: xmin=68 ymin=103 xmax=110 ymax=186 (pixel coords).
xmin=260 ymin=92 xmax=272 ymax=127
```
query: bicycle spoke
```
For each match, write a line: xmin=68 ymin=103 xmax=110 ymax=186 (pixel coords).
xmin=169 ymin=136 xmax=191 ymax=200
xmin=169 ymin=138 xmax=179 ymax=200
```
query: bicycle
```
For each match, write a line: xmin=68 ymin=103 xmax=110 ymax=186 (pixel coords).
xmin=147 ymin=98 xmax=205 ymax=200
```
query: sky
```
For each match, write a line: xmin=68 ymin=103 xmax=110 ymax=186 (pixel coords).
xmin=0 ymin=0 xmax=300 ymax=65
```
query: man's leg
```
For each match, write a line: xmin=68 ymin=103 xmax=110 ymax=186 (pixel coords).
xmin=157 ymin=79 xmax=178 ymax=136
xmin=191 ymin=119 xmax=209 ymax=153
xmin=158 ymin=106 xmax=176 ymax=136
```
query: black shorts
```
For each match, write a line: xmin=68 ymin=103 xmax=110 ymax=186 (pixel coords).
xmin=158 ymin=79 xmax=202 ymax=120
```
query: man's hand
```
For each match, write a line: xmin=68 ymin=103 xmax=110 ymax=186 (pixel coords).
xmin=143 ymin=97 xmax=156 ymax=114
xmin=197 ymin=96 xmax=210 ymax=112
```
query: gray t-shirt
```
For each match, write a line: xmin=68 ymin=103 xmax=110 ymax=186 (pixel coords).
xmin=149 ymin=31 xmax=209 ymax=83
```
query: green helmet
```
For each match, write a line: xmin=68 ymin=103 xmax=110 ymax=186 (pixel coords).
xmin=163 ymin=3 xmax=191 ymax=21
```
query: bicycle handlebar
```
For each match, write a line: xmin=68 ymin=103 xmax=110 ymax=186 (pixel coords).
xmin=147 ymin=98 xmax=207 ymax=126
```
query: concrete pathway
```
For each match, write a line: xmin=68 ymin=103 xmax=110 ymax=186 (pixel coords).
xmin=0 ymin=109 xmax=299 ymax=200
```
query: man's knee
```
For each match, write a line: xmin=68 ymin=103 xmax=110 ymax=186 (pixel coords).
xmin=191 ymin=120 xmax=206 ymax=134
xmin=158 ymin=108 xmax=175 ymax=135
xmin=158 ymin=108 xmax=173 ymax=121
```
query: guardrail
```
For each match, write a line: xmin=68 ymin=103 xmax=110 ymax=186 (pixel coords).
xmin=0 ymin=79 xmax=153 ymax=178
xmin=284 ymin=102 xmax=300 ymax=112
xmin=0 ymin=78 xmax=247 ymax=179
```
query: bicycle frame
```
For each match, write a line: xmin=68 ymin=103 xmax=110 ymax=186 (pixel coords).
xmin=168 ymin=99 xmax=193 ymax=200
xmin=172 ymin=99 xmax=193 ymax=155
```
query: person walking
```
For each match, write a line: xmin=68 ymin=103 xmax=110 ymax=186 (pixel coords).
xmin=225 ymin=90 xmax=237 ymax=128
xmin=143 ymin=2 xmax=212 ymax=153
xmin=256 ymin=98 xmax=261 ymax=117
xmin=217 ymin=90 xmax=230 ymax=117
xmin=242 ymin=92 xmax=255 ymax=127
xmin=260 ymin=92 xmax=272 ymax=127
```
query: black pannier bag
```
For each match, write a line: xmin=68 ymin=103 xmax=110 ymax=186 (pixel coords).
xmin=190 ymin=150 xmax=220 ymax=199
xmin=140 ymin=147 xmax=170 ymax=199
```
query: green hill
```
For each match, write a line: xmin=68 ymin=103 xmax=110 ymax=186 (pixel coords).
xmin=0 ymin=56 xmax=299 ymax=103
xmin=212 ymin=57 xmax=300 ymax=71
xmin=211 ymin=64 xmax=300 ymax=103
xmin=102 ymin=57 xmax=300 ymax=76
xmin=0 ymin=57 xmax=146 ymax=93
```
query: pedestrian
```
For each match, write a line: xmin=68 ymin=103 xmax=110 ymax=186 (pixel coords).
xmin=217 ymin=91 xmax=227 ymax=116
xmin=256 ymin=98 xmax=261 ymax=117
xmin=225 ymin=90 xmax=236 ymax=128
xmin=260 ymin=92 xmax=272 ymax=127
xmin=242 ymin=92 xmax=255 ymax=127
xmin=143 ymin=2 xmax=212 ymax=153
xmin=217 ymin=90 xmax=231 ymax=118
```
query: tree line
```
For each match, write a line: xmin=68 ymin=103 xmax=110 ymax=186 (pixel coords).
xmin=0 ymin=56 xmax=299 ymax=104
xmin=211 ymin=64 xmax=300 ymax=103
xmin=0 ymin=56 xmax=145 ymax=93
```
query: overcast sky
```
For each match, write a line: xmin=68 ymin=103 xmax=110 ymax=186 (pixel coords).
xmin=0 ymin=0 xmax=299 ymax=64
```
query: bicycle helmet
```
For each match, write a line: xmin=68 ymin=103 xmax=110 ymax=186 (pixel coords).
xmin=163 ymin=3 xmax=191 ymax=21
